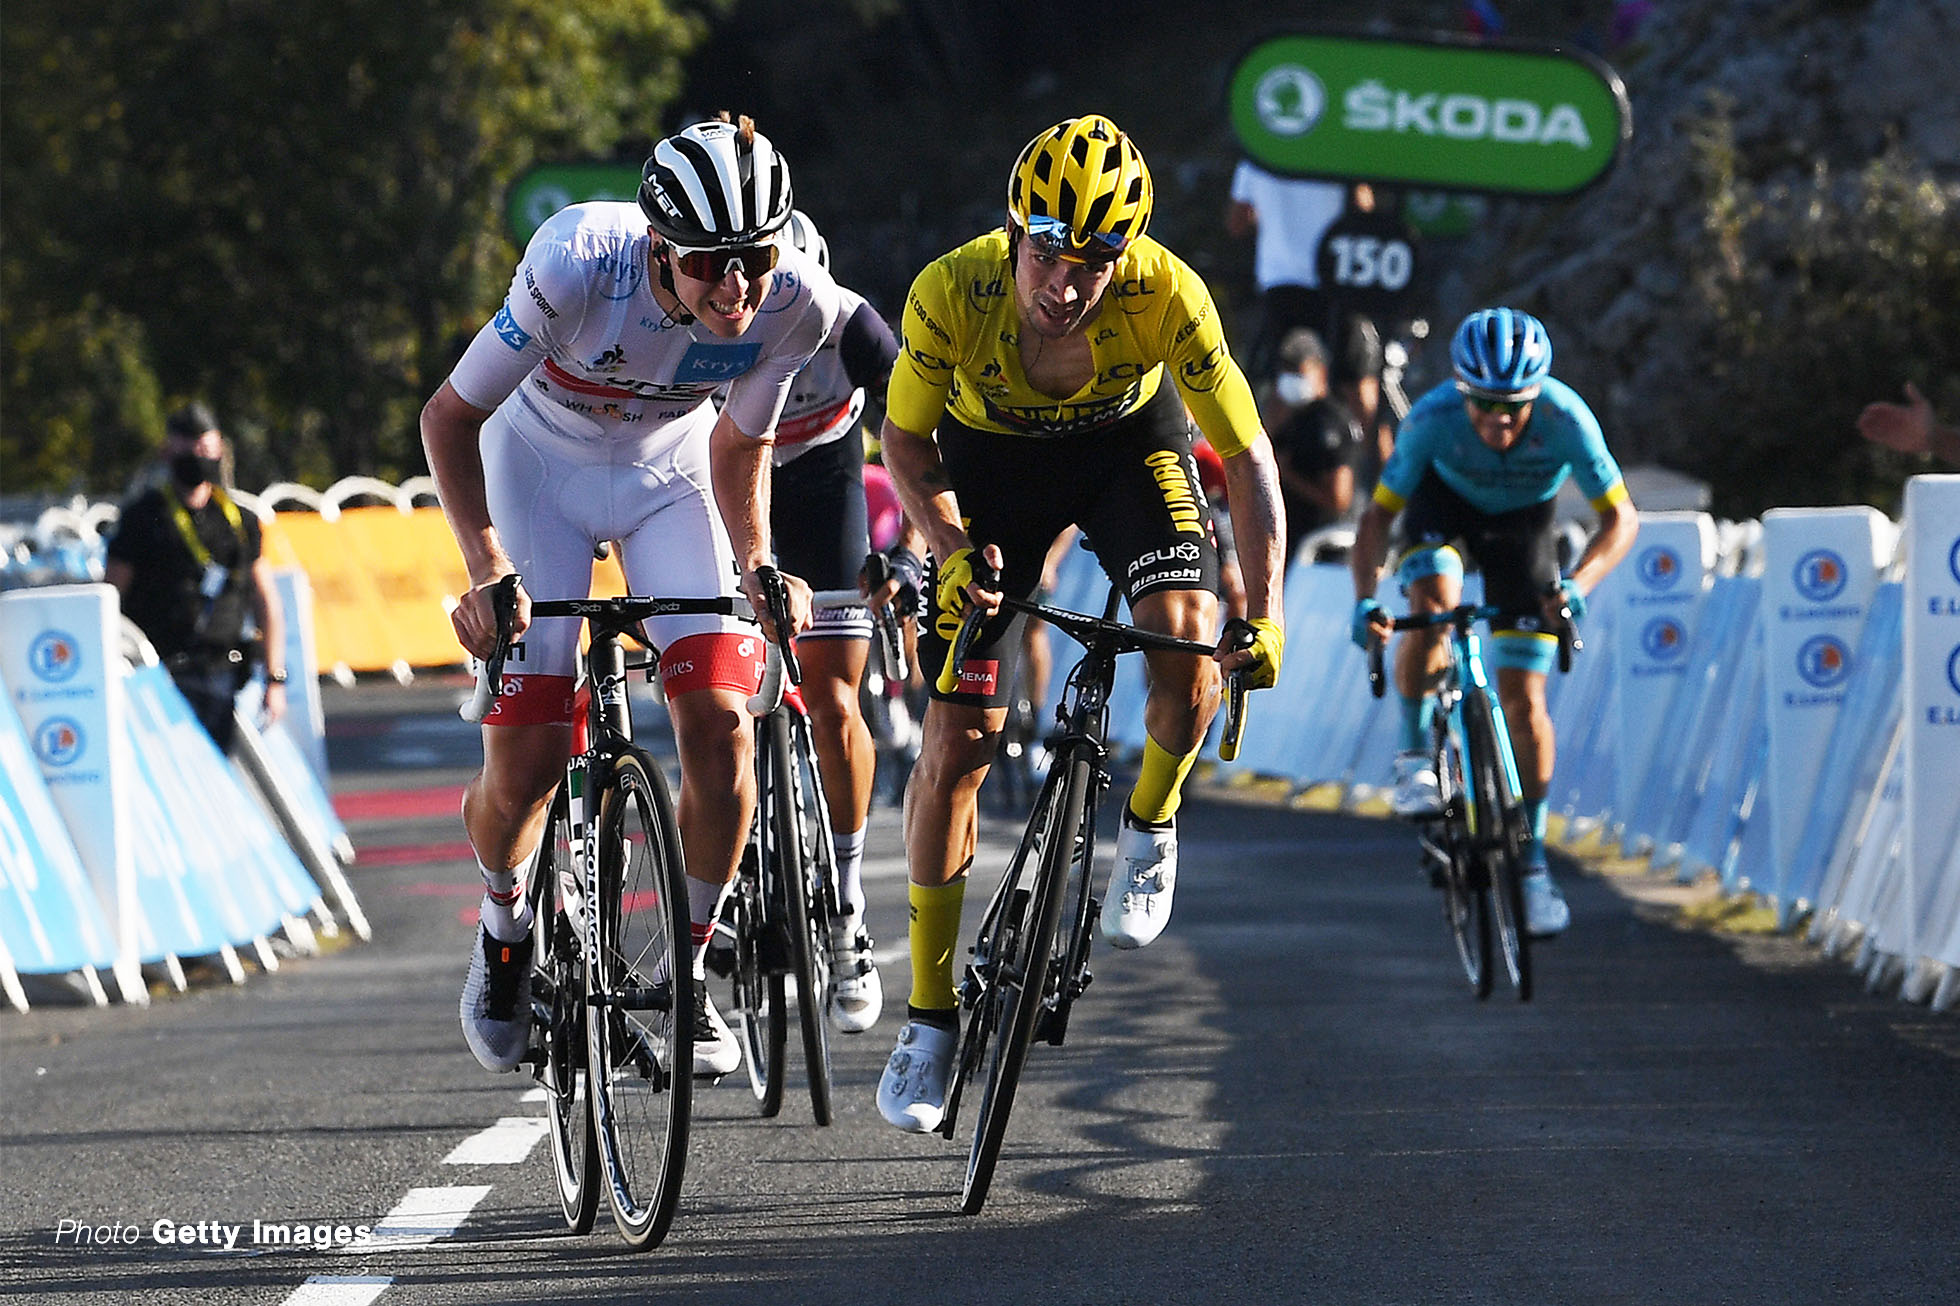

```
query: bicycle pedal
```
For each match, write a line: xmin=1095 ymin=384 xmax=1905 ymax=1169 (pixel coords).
xmin=702 ymin=941 xmax=736 ymax=980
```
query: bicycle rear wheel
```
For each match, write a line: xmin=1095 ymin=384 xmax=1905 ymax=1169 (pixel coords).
xmin=775 ymin=710 xmax=835 ymax=1126
xmin=586 ymin=748 xmax=693 ymax=1249
xmin=1463 ymin=691 xmax=1532 ymax=1002
xmin=532 ymin=788 xmax=598 ymax=1231
xmin=730 ymin=840 xmax=788 ymax=1116
xmin=1431 ymin=725 xmax=1493 ymax=999
xmin=960 ymin=753 xmax=1088 ymax=1216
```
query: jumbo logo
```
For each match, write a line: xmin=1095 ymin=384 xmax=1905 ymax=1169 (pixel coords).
xmin=1639 ymin=617 xmax=1685 ymax=661
xmin=1635 ymin=546 xmax=1681 ymax=591
xmin=1796 ymin=634 xmax=1851 ymax=689
xmin=1793 ymin=549 xmax=1848 ymax=603
xmin=33 ymin=717 xmax=84 ymax=768
xmin=28 ymin=630 xmax=81 ymax=683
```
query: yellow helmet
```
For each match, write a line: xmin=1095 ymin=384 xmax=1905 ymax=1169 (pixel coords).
xmin=1006 ymin=115 xmax=1153 ymax=262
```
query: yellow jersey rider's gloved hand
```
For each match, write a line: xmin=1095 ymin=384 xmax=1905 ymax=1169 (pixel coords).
xmin=935 ymin=545 xmax=980 ymax=618
xmin=1240 ymin=616 xmax=1284 ymax=690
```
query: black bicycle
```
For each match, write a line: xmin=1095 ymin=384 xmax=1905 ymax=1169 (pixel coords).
xmin=934 ymin=581 xmax=1252 ymax=1214
xmin=464 ymin=576 xmax=750 ymax=1249
xmin=1366 ymin=599 xmax=1575 ymax=1002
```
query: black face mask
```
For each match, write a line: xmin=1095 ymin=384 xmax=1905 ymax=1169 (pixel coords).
xmin=169 ymin=452 xmax=223 ymax=488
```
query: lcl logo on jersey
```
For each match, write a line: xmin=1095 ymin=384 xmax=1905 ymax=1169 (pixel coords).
xmin=1795 ymin=634 xmax=1851 ymax=689
xmin=34 ymin=717 xmax=84 ymax=768
xmin=1793 ymin=549 xmax=1848 ymax=602
xmin=1635 ymin=546 xmax=1681 ymax=591
xmin=28 ymin=630 xmax=81 ymax=682
xmin=1639 ymin=616 xmax=1685 ymax=661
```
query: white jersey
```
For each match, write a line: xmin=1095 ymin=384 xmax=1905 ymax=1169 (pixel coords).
xmin=771 ymin=284 xmax=868 ymax=466
xmin=448 ymin=201 xmax=843 ymax=450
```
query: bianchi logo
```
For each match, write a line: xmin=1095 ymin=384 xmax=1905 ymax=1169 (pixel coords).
xmin=1255 ymin=65 xmax=1326 ymax=137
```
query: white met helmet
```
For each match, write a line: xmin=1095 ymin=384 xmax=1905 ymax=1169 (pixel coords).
xmin=782 ymin=208 xmax=829 ymax=269
xmin=637 ymin=115 xmax=794 ymax=248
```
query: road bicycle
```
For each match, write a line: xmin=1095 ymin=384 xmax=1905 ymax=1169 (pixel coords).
xmin=717 ymin=580 xmax=903 ymax=1124
xmin=463 ymin=575 xmax=752 ymax=1249
xmin=1366 ymin=599 xmax=1575 ymax=1003
xmin=934 ymin=580 xmax=1252 ymax=1214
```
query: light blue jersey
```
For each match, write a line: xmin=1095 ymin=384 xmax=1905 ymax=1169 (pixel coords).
xmin=1375 ymin=376 xmax=1626 ymax=516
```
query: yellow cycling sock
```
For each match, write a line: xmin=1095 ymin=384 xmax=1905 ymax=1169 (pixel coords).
xmin=1127 ymin=734 xmax=1199 ymax=826
xmin=907 ymin=877 xmax=967 ymax=1012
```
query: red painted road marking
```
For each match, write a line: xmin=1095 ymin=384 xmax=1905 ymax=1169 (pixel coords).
xmin=361 ymin=842 xmax=477 ymax=867
xmin=334 ymin=785 xmax=467 ymax=822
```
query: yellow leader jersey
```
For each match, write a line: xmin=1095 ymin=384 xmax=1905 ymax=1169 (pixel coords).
xmin=886 ymin=229 xmax=1261 ymax=458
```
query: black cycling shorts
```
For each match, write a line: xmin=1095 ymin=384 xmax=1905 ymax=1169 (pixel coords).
xmin=922 ymin=383 xmax=1221 ymax=707
xmin=771 ymin=435 xmax=871 ymax=638
xmin=1395 ymin=471 xmax=1559 ymax=630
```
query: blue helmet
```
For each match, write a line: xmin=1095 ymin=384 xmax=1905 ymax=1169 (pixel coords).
xmin=1451 ymin=307 xmax=1552 ymax=398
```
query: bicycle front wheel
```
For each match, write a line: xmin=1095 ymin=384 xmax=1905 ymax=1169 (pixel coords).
xmin=961 ymin=753 xmax=1088 ymax=1216
xmin=773 ymin=710 xmax=835 ymax=1126
xmin=532 ymin=788 xmax=598 ymax=1231
xmin=1432 ymin=721 xmax=1493 ymax=999
xmin=1462 ymin=690 xmax=1532 ymax=1002
xmin=586 ymin=748 xmax=693 ymax=1249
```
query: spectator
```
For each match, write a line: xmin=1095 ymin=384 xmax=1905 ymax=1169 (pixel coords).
xmin=1333 ymin=316 xmax=1398 ymax=494
xmin=1267 ymin=330 xmax=1366 ymax=568
xmin=1225 ymin=159 xmax=1347 ymax=384
xmin=106 ymin=403 xmax=287 ymax=751
xmin=1858 ymin=381 xmax=1960 ymax=465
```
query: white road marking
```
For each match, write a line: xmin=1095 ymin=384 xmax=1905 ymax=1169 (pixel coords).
xmin=441 ymin=1116 xmax=549 ymax=1166
xmin=282 ymin=1276 xmax=393 ymax=1306
xmin=352 ymin=1185 xmax=492 ymax=1250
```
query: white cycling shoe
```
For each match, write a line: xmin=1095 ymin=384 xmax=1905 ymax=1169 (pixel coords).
xmin=692 ymin=983 xmax=743 ymax=1078
xmin=1391 ymin=750 xmax=1444 ymax=818
xmin=460 ymin=923 xmax=533 ymax=1073
xmin=1522 ymin=869 xmax=1571 ymax=937
xmin=877 ymin=1020 xmax=956 ymax=1132
xmin=828 ymin=921 xmax=884 ymax=1033
xmin=1102 ymin=818 xmax=1178 ymax=950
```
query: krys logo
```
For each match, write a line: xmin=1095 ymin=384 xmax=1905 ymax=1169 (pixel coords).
xmin=28 ymin=630 xmax=82 ymax=682
xmin=1795 ymin=635 xmax=1851 ymax=689
xmin=1793 ymin=549 xmax=1848 ymax=602
xmin=1639 ymin=617 xmax=1685 ymax=661
xmin=1636 ymin=546 xmax=1682 ymax=591
xmin=34 ymin=717 xmax=85 ymax=768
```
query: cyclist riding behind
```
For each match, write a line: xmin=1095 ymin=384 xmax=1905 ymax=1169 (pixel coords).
xmin=1349 ymin=307 xmax=1637 ymax=936
xmin=423 ymin=114 xmax=835 ymax=1081
xmin=874 ymin=115 xmax=1286 ymax=1132
xmin=755 ymin=208 xmax=902 ymax=1033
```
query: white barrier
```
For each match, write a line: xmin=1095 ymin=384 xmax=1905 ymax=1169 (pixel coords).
xmin=1614 ymin=513 xmax=1717 ymax=853
xmin=1901 ymin=475 xmax=1960 ymax=997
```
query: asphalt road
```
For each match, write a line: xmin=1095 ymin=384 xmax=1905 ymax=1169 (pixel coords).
xmin=3 ymin=680 xmax=1956 ymax=1305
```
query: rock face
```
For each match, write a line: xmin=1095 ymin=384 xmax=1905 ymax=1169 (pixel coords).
xmin=1434 ymin=0 xmax=1960 ymax=472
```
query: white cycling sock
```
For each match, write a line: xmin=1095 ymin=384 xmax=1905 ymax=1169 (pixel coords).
xmin=686 ymin=875 xmax=730 ymax=980
xmin=833 ymin=826 xmax=867 ymax=925
xmin=477 ymin=842 xmax=539 ymax=944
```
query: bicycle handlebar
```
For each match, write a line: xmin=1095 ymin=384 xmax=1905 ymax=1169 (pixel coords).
xmin=754 ymin=565 xmax=801 ymax=689
xmin=461 ymin=574 xmax=756 ymax=721
xmin=1365 ymin=592 xmax=1580 ymax=698
xmin=937 ymin=583 xmax=1253 ymax=759
xmin=857 ymin=552 xmax=910 ymax=684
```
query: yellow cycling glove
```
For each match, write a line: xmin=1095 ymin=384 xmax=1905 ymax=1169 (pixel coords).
xmin=935 ymin=546 xmax=977 ymax=617
xmin=1242 ymin=616 xmax=1284 ymax=690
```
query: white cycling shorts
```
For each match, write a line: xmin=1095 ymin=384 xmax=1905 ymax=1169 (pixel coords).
xmin=482 ymin=407 xmax=748 ymax=682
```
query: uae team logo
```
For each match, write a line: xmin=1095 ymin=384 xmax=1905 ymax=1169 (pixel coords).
xmin=1635 ymin=546 xmax=1682 ymax=591
xmin=1792 ymin=549 xmax=1848 ymax=603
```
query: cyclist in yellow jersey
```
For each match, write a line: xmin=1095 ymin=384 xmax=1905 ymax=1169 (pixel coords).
xmin=875 ymin=115 xmax=1286 ymax=1132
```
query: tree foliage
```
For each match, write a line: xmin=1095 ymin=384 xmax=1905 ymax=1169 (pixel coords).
xmin=2 ymin=0 xmax=705 ymax=495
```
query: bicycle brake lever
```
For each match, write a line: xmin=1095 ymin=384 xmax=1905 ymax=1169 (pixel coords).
xmin=935 ymin=558 xmax=1001 ymax=697
xmin=1218 ymin=617 xmax=1255 ymax=762
xmin=461 ymin=574 xmax=522 ymax=723
xmin=755 ymin=565 xmax=802 ymax=688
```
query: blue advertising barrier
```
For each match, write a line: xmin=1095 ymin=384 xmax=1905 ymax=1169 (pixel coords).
xmin=0 ymin=665 xmax=118 ymax=1007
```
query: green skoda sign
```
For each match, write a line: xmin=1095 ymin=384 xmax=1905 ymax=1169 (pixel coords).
xmin=506 ymin=162 xmax=643 ymax=242
xmin=1229 ymin=32 xmax=1630 ymax=196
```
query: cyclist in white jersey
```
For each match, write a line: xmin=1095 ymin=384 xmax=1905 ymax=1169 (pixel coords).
xmin=762 ymin=209 xmax=903 ymax=1033
xmin=423 ymin=115 xmax=842 ymax=1080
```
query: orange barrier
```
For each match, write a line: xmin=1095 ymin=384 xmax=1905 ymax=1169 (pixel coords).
xmin=267 ymin=506 xmax=628 ymax=675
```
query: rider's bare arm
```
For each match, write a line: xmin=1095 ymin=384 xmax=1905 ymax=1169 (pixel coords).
xmin=1220 ymin=433 xmax=1286 ymax=628
xmin=422 ymin=380 xmax=524 ymax=657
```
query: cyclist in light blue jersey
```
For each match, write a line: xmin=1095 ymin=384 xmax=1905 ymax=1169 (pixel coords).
xmin=1350 ymin=307 xmax=1638 ymax=936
